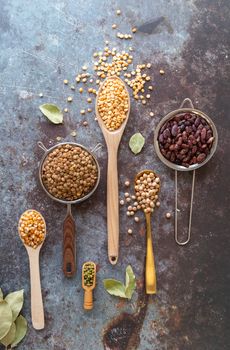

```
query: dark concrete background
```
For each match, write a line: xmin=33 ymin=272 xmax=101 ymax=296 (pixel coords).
xmin=0 ymin=0 xmax=229 ymax=349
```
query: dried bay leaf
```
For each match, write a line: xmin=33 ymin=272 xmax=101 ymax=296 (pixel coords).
xmin=129 ymin=132 xmax=145 ymax=155
xmin=39 ymin=103 xmax=63 ymax=124
xmin=0 ymin=322 xmax=16 ymax=347
xmin=125 ymin=265 xmax=136 ymax=299
xmin=5 ymin=290 xmax=24 ymax=321
xmin=103 ymin=265 xmax=136 ymax=299
xmin=11 ymin=315 xmax=27 ymax=348
xmin=0 ymin=300 xmax=13 ymax=340
xmin=103 ymin=279 xmax=127 ymax=298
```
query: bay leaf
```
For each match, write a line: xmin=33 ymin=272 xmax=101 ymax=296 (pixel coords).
xmin=129 ymin=132 xmax=145 ymax=155
xmin=103 ymin=279 xmax=127 ymax=298
xmin=0 ymin=288 xmax=3 ymax=300
xmin=125 ymin=265 xmax=136 ymax=300
xmin=0 ymin=322 xmax=16 ymax=347
xmin=11 ymin=315 xmax=27 ymax=348
xmin=5 ymin=290 xmax=24 ymax=321
xmin=0 ymin=300 xmax=13 ymax=340
xmin=39 ymin=103 xmax=63 ymax=124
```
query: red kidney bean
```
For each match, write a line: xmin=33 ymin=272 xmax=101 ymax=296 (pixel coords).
xmin=158 ymin=112 xmax=214 ymax=167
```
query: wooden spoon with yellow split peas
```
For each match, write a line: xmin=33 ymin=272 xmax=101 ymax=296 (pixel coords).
xmin=134 ymin=170 xmax=160 ymax=294
xmin=18 ymin=209 xmax=46 ymax=329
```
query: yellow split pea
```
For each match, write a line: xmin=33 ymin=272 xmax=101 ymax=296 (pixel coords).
xmin=19 ymin=210 xmax=45 ymax=249
xmin=97 ymin=78 xmax=129 ymax=131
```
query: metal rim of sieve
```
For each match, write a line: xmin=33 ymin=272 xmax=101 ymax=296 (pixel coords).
xmin=38 ymin=142 xmax=101 ymax=205
xmin=153 ymin=98 xmax=218 ymax=246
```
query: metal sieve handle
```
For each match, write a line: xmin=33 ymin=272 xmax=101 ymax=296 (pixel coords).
xmin=179 ymin=98 xmax=194 ymax=109
xmin=37 ymin=141 xmax=48 ymax=152
xmin=175 ymin=170 xmax=196 ymax=245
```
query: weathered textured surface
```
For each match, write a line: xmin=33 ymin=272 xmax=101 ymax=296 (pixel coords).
xmin=0 ymin=0 xmax=229 ymax=349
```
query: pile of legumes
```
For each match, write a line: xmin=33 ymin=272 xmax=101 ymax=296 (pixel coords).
xmin=97 ymin=77 xmax=129 ymax=131
xmin=19 ymin=210 xmax=46 ymax=249
xmin=135 ymin=172 xmax=160 ymax=214
xmin=158 ymin=113 xmax=214 ymax=167
xmin=83 ymin=262 xmax=95 ymax=287
xmin=41 ymin=144 xmax=98 ymax=201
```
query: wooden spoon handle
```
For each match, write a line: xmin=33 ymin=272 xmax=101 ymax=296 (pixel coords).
xmin=84 ymin=290 xmax=93 ymax=310
xmin=145 ymin=213 xmax=157 ymax=294
xmin=63 ymin=208 xmax=76 ymax=277
xmin=28 ymin=251 xmax=44 ymax=329
xmin=107 ymin=148 xmax=119 ymax=264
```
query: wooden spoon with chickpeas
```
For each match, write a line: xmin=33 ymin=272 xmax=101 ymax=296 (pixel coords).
xmin=96 ymin=76 xmax=130 ymax=265
xmin=135 ymin=170 xmax=160 ymax=294
xmin=18 ymin=209 xmax=46 ymax=329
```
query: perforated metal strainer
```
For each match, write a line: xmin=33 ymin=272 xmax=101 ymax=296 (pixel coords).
xmin=154 ymin=98 xmax=218 ymax=245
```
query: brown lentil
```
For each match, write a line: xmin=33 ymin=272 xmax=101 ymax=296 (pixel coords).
xmin=41 ymin=144 xmax=98 ymax=201
xmin=19 ymin=210 xmax=45 ymax=249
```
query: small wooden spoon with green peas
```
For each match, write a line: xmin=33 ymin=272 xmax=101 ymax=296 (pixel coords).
xmin=82 ymin=262 xmax=96 ymax=310
xmin=135 ymin=170 xmax=160 ymax=294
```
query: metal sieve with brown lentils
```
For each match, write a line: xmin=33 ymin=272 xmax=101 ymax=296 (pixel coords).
xmin=41 ymin=144 xmax=98 ymax=201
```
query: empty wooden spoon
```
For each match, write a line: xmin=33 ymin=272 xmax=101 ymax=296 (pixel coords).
xmin=18 ymin=209 xmax=46 ymax=329
xmin=95 ymin=76 xmax=130 ymax=264
xmin=134 ymin=170 xmax=161 ymax=294
xmin=82 ymin=261 xmax=96 ymax=310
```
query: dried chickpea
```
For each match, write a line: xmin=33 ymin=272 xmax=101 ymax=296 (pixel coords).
xmin=19 ymin=210 xmax=45 ymax=249
xmin=134 ymin=171 xmax=160 ymax=213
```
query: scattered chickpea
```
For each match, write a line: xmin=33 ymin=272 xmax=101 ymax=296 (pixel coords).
xmin=116 ymin=9 xmax=121 ymax=15
xmin=63 ymin=79 xmax=69 ymax=85
xmin=83 ymin=121 xmax=88 ymax=126
xmin=120 ymin=199 xmax=125 ymax=205
xmin=126 ymin=198 xmax=131 ymax=203
xmin=127 ymin=211 xmax=131 ymax=216
xmin=146 ymin=94 xmax=151 ymax=99
xmin=112 ymin=24 xmax=117 ymax=29
xmin=70 ymin=85 xmax=75 ymax=90
xmin=39 ymin=93 xmax=43 ymax=98
xmin=134 ymin=216 xmax=139 ymax=222
xmin=70 ymin=131 xmax=77 ymax=137
xmin=64 ymin=108 xmax=68 ymax=113
xmin=79 ymin=87 xmax=83 ymax=93
xmin=87 ymin=98 xmax=92 ymax=103
xmin=80 ymin=109 xmax=86 ymax=115
xmin=160 ymin=69 xmax=165 ymax=75
xmin=132 ymin=27 xmax=137 ymax=33
xmin=147 ymin=63 xmax=151 ymax=69
xmin=156 ymin=201 xmax=160 ymax=207
xmin=67 ymin=96 xmax=73 ymax=102
xmin=150 ymin=112 xmax=154 ymax=117
xmin=125 ymin=180 xmax=130 ymax=187
xmin=82 ymin=65 xmax=88 ymax=71
xmin=125 ymin=192 xmax=129 ymax=198
xmin=148 ymin=86 xmax=153 ymax=90
xmin=82 ymin=78 xmax=87 ymax=83
xmin=19 ymin=210 xmax=46 ymax=249
xmin=166 ymin=212 xmax=171 ymax=219
xmin=87 ymin=108 xmax=92 ymax=113
xmin=128 ymin=229 xmax=132 ymax=235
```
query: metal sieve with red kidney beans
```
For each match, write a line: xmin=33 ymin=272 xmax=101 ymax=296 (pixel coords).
xmin=157 ymin=112 xmax=215 ymax=167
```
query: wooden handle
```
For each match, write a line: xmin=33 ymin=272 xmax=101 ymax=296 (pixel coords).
xmin=107 ymin=148 xmax=119 ymax=264
xmin=63 ymin=211 xmax=76 ymax=277
xmin=28 ymin=251 xmax=44 ymax=329
xmin=84 ymin=290 xmax=93 ymax=310
xmin=145 ymin=213 xmax=157 ymax=294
